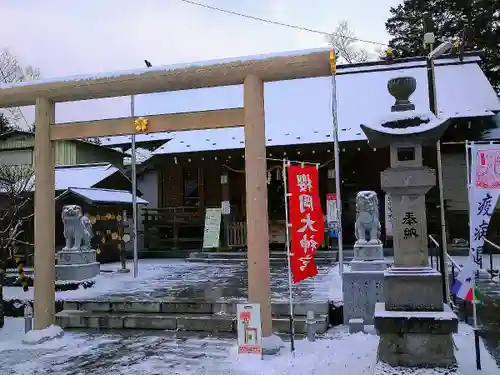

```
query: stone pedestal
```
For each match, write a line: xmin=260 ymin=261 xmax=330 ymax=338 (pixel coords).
xmin=375 ymin=303 xmax=458 ymax=367
xmin=55 ymin=250 xmax=100 ymax=281
xmin=343 ymin=242 xmax=387 ymax=325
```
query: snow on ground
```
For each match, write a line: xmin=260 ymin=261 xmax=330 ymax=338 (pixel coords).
xmin=4 ymin=260 xmax=343 ymax=303
xmin=0 ymin=318 xmax=498 ymax=375
xmin=4 ymin=259 xmax=240 ymax=302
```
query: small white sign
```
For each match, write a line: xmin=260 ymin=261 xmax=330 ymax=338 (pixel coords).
xmin=326 ymin=193 xmax=338 ymax=223
xmin=202 ymin=208 xmax=222 ymax=249
xmin=237 ymin=303 xmax=262 ymax=356
xmin=221 ymin=200 xmax=231 ymax=215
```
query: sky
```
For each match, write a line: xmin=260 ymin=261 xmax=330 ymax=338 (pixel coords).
xmin=0 ymin=0 xmax=402 ymax=126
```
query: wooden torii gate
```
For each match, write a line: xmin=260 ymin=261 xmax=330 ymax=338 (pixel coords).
xmin=0 ymin=49 xmax=331 ymax=340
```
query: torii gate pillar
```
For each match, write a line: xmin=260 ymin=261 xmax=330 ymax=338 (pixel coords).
xmin=243 ymin=75 xmax=274 ymax=342
xmin=33 ymin=97 xmax=56 ymax=330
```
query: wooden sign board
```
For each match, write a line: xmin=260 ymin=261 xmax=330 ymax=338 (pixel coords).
xmin=202 ymin=207 xmax=222 ymax=249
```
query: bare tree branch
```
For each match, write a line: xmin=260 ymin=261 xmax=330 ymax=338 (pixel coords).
xmin=326 ymin=21 xmax=370 ymax=64
xmin=0 ymin=49 xmax=41 ymax=127
xmin=0 ymin=164 xmax=34 ymax=268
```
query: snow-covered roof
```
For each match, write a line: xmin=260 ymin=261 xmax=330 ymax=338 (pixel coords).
xmin=52 ymin=163 xmax=120 ymax=191
xmin=99 ymin=133 xmax=174 ymax=147
xmin=59 ymin=187 xmax=148 ymax=205
xmin=479 ymin=96 xmax=500 ymax=140
xmin=0 ymin=163 xmax=122 ymax=194
xmin=150 ymin=56 xmax=499 ymax=155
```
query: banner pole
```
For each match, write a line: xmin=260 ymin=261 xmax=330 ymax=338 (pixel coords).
xmin=466 ymin=141 xmax=481 ymax=370
xmin=130 ymin=94 xmax=139 ymax=279
xmin=282 ymin=159 xmax=295 ymax=355
xmin=330 ymin=50 xmax=344 ymax=276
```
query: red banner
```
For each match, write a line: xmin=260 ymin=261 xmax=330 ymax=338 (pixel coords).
xmin=287 ymin=165 xmax=324 ymax=283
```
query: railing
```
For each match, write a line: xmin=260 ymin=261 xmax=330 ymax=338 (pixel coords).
xmin=483 ymin=238 xmax=500 ymax=280
xmin=227 ymin=221 xmax=247 ymax=248
xmin=428 ymin=234 xmax=456 ymax=306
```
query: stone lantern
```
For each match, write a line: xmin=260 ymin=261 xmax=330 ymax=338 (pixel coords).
xmin=360 ymin=76 xmax=459 ymax=370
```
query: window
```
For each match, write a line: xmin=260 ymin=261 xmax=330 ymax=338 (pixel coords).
xmin=182 ymin=167 xmax=201 ymax=207
xmin=0 ymin=149 xmax=33 ymax=166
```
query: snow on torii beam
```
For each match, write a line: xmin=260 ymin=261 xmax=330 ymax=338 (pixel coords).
xmin=0 ymin=48 xmax=331 ymax=107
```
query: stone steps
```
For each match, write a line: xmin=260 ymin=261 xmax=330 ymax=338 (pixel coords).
xmin=56 ymin=299 xmax=330 ymax=334
xmin=55 ymin=310 xmax=329 ymax=334
xmin=187 ymin=251 xmax=339 ymax=264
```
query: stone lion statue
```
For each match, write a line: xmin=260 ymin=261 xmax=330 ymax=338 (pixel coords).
xmin=355 ymin=191 xmax=381 ymax=244
xmin=62 ymin=205 xmax=93 ymax=251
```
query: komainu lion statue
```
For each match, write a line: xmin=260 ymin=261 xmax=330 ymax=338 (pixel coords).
xmin=61 ymin=205 xmax=93 ymax=251
xmin=355 ymin=191 xmax=381 ymax=244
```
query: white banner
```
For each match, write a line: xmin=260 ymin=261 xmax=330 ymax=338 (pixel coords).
xmin=384 ymin=194 xmax=393 ymax=238
xmin=453 ymin=144 xmax=500 ymax=301
xmin=468 ymin=145 xmax=500 ymax=268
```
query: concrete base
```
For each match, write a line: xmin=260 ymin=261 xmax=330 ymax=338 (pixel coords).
xmin=373 ymin=360 xmax=460 ymax=374
xmin=383 ymin=267 xmax=443 ymax=311
xmin=262 ymin=334 xmax=284 ymax=355
xmin=350 ymin=260 xmax=388 ymax=272
xmin=57 ymin=250 xmax=96 ymax=265
xmin=348 ymin=318 xmax=364 ymax=334
xmin=342 ymin=270 xmax=384 ymax=325
xmin=55 ymin=262 xmax=100 ymax=281
xmin=374 ymin=303 xmax=458 ymax=368
xmin=353 ymin=243 xmax=384 ymax=260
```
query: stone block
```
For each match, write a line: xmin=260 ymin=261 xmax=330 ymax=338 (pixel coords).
xmin=271 ymin=316 xmax=329 ymax=334
xmin=56 ymin=311 xmax=86 ymax=328
xmin=271 ymin=301 xmax=329 ymax=317
xmin=211 ymin=302 xmax=237 ymax=315
xmin=381 ymin=167 xmax=435 ymax=195
xmin=123 ymin=315 xmax=177 ymax=330
xmin=373 ymin=361 xmax=460 ymax=375
xmin=78 ymin=301 xmax=112 ymax=312
xmin=55 ymin=262 xmax=100 ymax=281
xmin=57 ymin=250 xmax=96 ymax=265
xmin=377 ymin=333 xmax=456 ymax=367
xmin=349 ymin=318 xmax=364 ymax=334
xmin=87 ymin=314 xmax=124 ymax=329
xmin=112 ymin=302 xmax=161 ymax=313
xmin=373 ymin=303 xmax=458 ymax=335
xmin=342 ymin=270 xmax=384 ymax=325
xmin=160 ymin=302 xmax=212 ymax=314
xmin=350 ymin=260 xmax=388 ymax=272
xmin=353 ymin=244 xmax=384 ymax=260
xmin=383 ymin=268 xmax=443 ymax=311
xmin=63 ymin=301 xmax=80 ymax=311
xmin=176 ymin=316 xmax=234 ymax=332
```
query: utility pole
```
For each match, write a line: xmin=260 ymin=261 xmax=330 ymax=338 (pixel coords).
xmin=423 ymin=12 xmax=450 ymax=305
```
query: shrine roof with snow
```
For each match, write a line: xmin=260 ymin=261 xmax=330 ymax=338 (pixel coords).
xmin=132 ymin=54 xmax=497 ymax=155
